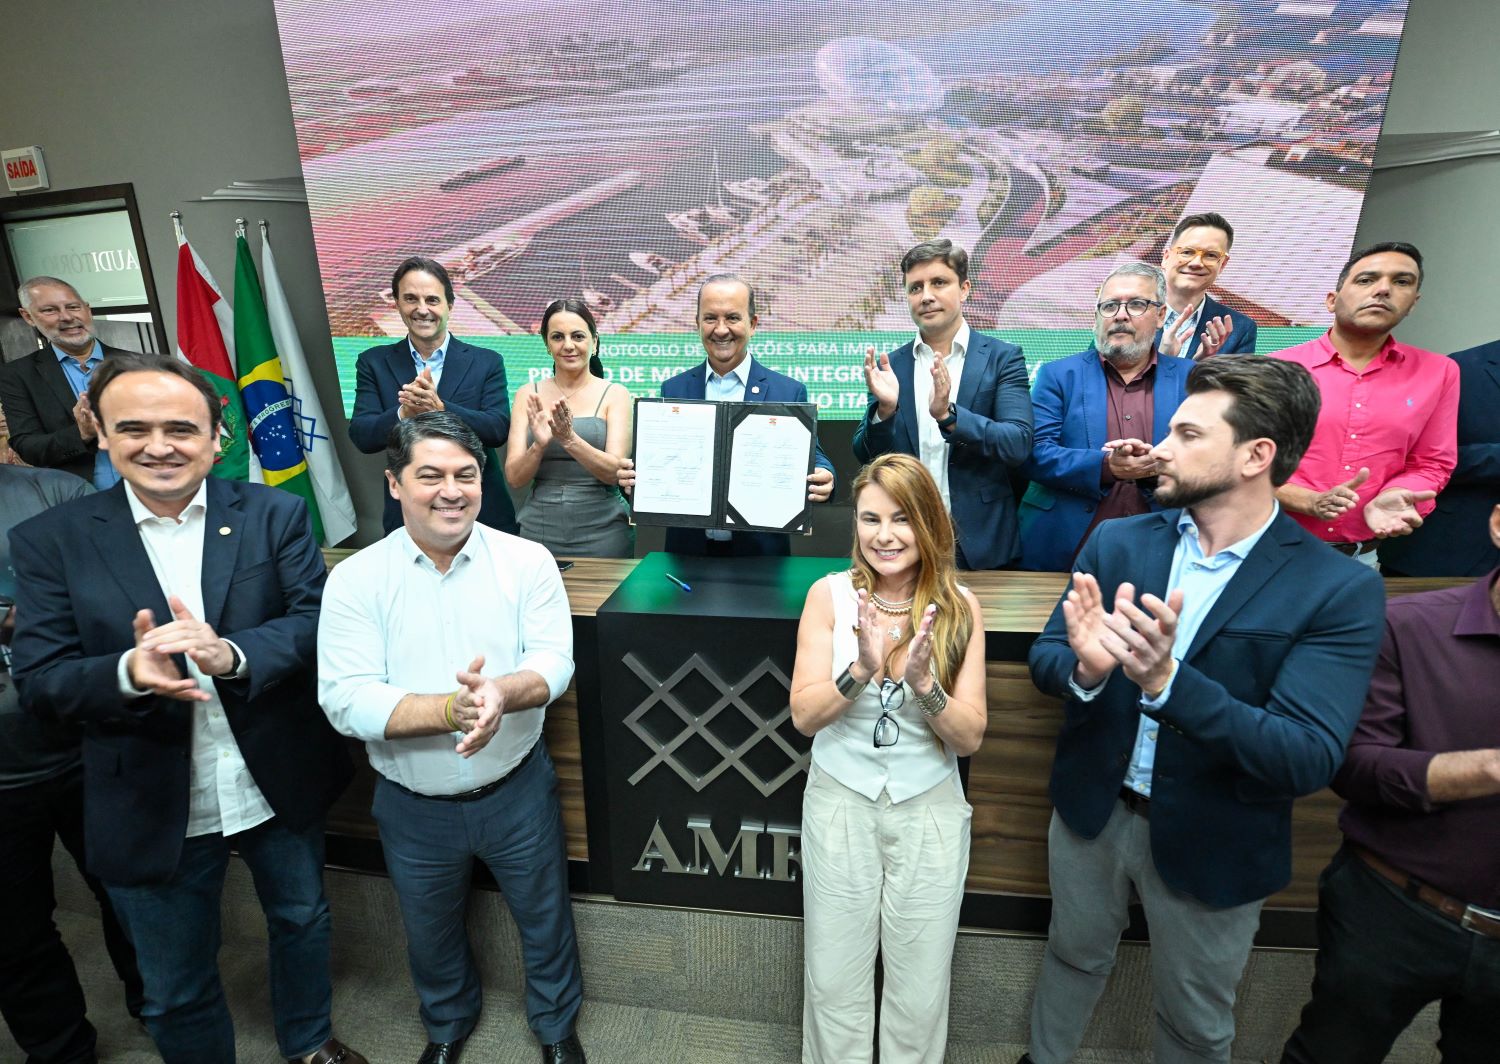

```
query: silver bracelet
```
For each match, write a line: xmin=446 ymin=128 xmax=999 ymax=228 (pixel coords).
xmin=914 ymin=679 xmax=949 ymax=718
xmin=835 ymin=665 xmax=869 ymax=701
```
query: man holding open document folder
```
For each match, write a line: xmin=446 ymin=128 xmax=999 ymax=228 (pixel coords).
xmin=619 ymin=274 xmax=835 ymax=556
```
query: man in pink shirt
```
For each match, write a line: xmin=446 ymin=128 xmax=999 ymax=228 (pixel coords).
xmin=1272 ymin=243 xmax=1459 ymax=564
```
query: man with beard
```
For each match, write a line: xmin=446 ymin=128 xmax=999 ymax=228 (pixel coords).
xmin=1272 ymin=243 xmax=1458 ymax=566
xmin=1018 ymin=262 xmax=1193 ymax=571
xmin=0 ymin=277 xmax=133 ymax=488
xmin=1019 ymin=356 xmax=1386 ymax=1064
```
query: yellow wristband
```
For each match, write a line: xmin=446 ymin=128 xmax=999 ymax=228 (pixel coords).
xmin=444 ymin=691 xmax=460 ymax=731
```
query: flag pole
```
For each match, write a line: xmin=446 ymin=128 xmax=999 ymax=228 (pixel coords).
xmin=170 ymin=210 xmax=185 ymax=242
xmin=235 ymin=217 xmax=247 ymax=239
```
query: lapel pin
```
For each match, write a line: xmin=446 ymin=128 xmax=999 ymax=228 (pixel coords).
xmin=751 ymin=385 xmax=760 ymax=394
xmin=219 ymin=526 xmax=231 ymax=536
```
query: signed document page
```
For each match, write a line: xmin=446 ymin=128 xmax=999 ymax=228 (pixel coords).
xmin=632 ymin=400 xmax=717 ymax=516
xmin=725 ymin=413 xmax=811 ymax=531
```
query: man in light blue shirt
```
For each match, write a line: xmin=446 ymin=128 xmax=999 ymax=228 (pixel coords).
xmin=319 ymin=412 xmax=586 ymax=1064
xmin=0 ymin=277 xmax=128 ymax=488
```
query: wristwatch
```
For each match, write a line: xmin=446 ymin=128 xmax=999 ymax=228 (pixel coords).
xmin=936 ymin=403 xmax=957 ymax=431
xmin=215 ymin=641 xmax=243 ymax=679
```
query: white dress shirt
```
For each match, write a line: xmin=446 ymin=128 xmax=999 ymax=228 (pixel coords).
xmin=875 ymin=321 xmax=969 ymax=514
xmin=115 ymin=482 xmax=270 ymax=838
xmin=318 ymin=524 xmax=574 ymax=796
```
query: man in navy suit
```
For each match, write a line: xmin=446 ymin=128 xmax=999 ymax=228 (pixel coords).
xmin=349 ymin=257 xmax=516 ymax=533
xmin=1378 ymin=338 xmax=1500 ymax=576
xmin=1155 ymin=212 xmax=1257 ymax=360
xmin=1020 ymin=356 xmax=1384 ymax=1064
xmin=853 ymin=239 xmax=1033 ymax=569
xmin=621 ymin=274 xmax=835 ymax=557
xmin=1019 ymin=262 xmax=1193 ymax=571
xmin=8 ymin=354 xmax=363 ymax=1064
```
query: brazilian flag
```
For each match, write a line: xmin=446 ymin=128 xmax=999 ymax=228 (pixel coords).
xmin=233 ymin=234 xmax=325 ymax=543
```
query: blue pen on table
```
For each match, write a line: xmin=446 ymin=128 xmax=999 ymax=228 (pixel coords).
xmin=664 ymin=573 xmax=692 ymax=593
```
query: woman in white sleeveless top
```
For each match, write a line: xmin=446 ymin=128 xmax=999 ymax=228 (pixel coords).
xmin=791 ymin=453 xmax=987 ymax=1064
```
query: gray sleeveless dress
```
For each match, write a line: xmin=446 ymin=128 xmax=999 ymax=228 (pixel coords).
xmin=517 ymin=386 xmax=634 ymax=558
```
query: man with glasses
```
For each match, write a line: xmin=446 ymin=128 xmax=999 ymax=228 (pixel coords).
xmin=1271 ymin=242 xmax=1458 ymax=566
xmin=854 ymin=238 xmax=1033 ymax=569
xmin=1156 ymin=213 xmax=1257 ymax=360
xmin=1019 ymin=262 xmax=1193 ymax=571
xmin=0 ymin=277 xmax=134 ymax=488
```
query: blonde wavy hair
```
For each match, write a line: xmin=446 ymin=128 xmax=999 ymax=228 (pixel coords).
xmin=848 ymin=453 xmax=972 ymax=689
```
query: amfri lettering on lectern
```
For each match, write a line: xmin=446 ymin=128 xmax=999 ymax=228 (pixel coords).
xmin=633 ymin=816 xmax=801 ymax=881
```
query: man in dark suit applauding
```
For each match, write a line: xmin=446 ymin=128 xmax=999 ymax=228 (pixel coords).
xmin=1020 ymin=356 xmax=1385 ymax=1064
xmin=0 ymin=276 xmax=132 ymax=487
xmin=349 ymin=257 xmax=516 ymax=533
xmin=853 ymin=238 xmax=1033 ymax=569
xmin=8 ymin=353 xmax=363 ymax=1064
xmin=620 ymin=274 xmax=835 ymax=556
xmin=1156 ymin=213 xmax=1257 ymax=360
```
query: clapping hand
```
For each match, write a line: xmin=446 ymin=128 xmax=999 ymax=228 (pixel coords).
xmin=128 ymin=608 xmax=209 ymax=701
xmin=863 ymin=348 xmax=900 ymax=419
xmin=929 ymin=353 xmax=953 ymax=420
xmin=452 ymin=654 xmax=505 ymax=757
xmin=902 ymin=603 xmax=939 ymax=694
xmin=1364 ymin=486 xmax=1437 ymax=538
xmin=547 ymin=397 xmax=574 ymax=444
xmin=399 ymin=368 xmax=443 ymax=419
xmin=1062 ymin=573 xmax=1119 ymax=689
xmin=1197 ymin=314 xmax=1234 ymax=358
xmin=1098 ymin=583 xmax=1183 ymax=698
xmin=1313 ymin=468 xmax=1368 ymax=521
xmin=73 ymin=392 xmax=99 ymax=441
xmin=852 ymin=589 xmax=887 ymax=682
xmin=1103 ymin=438 xmax=1158 ymax=481
xmin=526 ymin=392 xmax=554 ymax=449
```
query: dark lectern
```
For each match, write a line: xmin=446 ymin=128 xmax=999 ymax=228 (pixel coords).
xmin=595 ymin=552 xmax=846 ymax=915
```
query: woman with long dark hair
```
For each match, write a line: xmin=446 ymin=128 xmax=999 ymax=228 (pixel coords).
xmin=504 ymin=299 xmax=633 ymax=557
xmin=790 ymin=452 xmax=987 ymax=1064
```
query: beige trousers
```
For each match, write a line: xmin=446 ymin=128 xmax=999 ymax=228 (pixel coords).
xmin=800 ymin=764 xmax=972 ymax=1064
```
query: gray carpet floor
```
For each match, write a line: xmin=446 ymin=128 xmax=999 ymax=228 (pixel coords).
xmin=13 ymin=856 xmax=1440 ymax=1063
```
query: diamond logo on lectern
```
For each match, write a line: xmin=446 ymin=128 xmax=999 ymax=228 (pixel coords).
xmin=622 ymin=652 xmax=809 ymax=797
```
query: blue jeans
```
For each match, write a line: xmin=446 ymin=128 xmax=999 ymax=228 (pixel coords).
xmin=372 ymin=740 xmax=583 ymax=1045
xmin=105 ymin=816 xmax=334 ymax=1063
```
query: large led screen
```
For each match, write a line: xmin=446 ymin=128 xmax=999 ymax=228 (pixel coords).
xmin=272 ymin=0 xmax=1409 ymax=417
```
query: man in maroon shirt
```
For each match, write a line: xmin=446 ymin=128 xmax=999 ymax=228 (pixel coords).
xmin=1281 ymin=504 xmax=1500 ymax=1063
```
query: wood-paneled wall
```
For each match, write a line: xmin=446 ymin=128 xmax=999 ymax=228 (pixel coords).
xmin=322 ymin=549 xmax=1467 ymax=909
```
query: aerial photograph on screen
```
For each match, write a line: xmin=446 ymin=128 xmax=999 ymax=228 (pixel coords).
xmin=272 ymin=0 xmax=1409 ymax=414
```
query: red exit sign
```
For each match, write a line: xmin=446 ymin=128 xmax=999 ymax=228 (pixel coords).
xmin=2 ymin=146 xmax=49 ymax=191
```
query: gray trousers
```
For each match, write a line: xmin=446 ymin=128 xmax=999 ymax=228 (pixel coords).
xmin=1029 ymin=804 xmax=1263 ymax=1064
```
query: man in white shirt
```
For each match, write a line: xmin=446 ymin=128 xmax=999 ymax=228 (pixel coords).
xmin=8 ymin=353 xmax=364 ymax=1064
xmin=319 ymin=412 xmax=585 ymax=1064
xmin=854 ymin=239 xmax=1033 ymax=568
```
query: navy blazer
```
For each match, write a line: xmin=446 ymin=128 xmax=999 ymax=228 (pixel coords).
xmin=0 ymin=343 xmax=134 ymax=481
xmin=852 ymin=330 xmax=1032 ymax=569
xmin=1379 ymin=340 xmax=1500 ymax=576
xmin=1018 ymin=348 xmax=1192 ymax=571
xmin=348 ymin=337 xmax=517 ymax=533
xmin=1154 ymin=294 xmax=1257 ymax=359
xmin=8 ymin=478 xmax=353 ymax=886
xmin=1029 ymin=509 xmax=1385 ymax=907
xmin=659 ymin=357 xmax=835 ymax=557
